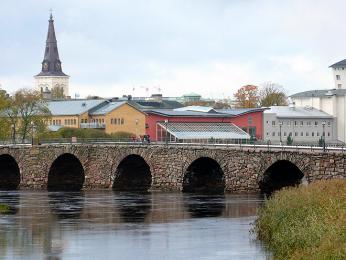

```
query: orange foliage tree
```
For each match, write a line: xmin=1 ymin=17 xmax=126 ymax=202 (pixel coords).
xmin=234 ymin=85 xmax=259 ymax=108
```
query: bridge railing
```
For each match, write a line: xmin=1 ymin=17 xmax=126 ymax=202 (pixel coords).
xmin=1 ymin=138 xmax=345 ymax=153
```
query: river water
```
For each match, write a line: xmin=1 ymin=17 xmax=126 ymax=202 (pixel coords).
xmin=0 ymin=191 xmax=271 ymax=259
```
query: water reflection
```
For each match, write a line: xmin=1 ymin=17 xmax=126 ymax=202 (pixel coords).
xmin=0 ymin=191 xmax=269 ymax=259
xmin=114 ymin=192 xmax=152 ymax=223
xmin=48 ymin=191 xmax=85 ymax=219
xmin=183 ymin=194 xmax=225 ymax=218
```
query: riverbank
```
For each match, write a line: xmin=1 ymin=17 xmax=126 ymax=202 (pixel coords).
xmin=255 ymin=179 xmax=346 ymax=259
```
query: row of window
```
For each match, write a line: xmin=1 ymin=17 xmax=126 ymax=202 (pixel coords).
xmin=111 ymin=118 xmax=124 ymax=125
xmin=267 ymin=131 xmax=331 ymax=137
xmin=268 ymin=121 xmax=331 ymax=127
xmin=64 ymin=119 xmax=77 ymax=125
xmin=92 ymin=118 xmax=105 ymax=124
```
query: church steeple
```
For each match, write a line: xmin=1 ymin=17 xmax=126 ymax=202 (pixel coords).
xmin=36 ymin=12 xmax=67 ymax=76
xmin=35 ymin=12 xmax=70 ymax=99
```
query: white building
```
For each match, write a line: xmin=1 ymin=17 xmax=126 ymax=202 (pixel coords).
xmin=34 ymin=13 xmax=69 ymax=98
xmin=291 ymin=59 xmax=346 ymax=143
xmin=330 ymin=59 xmax=346 ymax=89
xmin=263 ymin=106 xmax=335 ymax=145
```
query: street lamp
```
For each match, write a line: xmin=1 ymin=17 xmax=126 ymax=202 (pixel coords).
xmin=164 ymin=119 xmax=168 ymax=144
xmin=135 ymin=119 xmax=139 ymax=141
xmin=279 ymin=121 xmax=283 ymax=145
xmin=11 ymin=124 xmax=15 ymax=145
xmin=322 ymin=121 xmax=326 ymax=152
xmin=31 ymin=121 xmax=35 ymax=146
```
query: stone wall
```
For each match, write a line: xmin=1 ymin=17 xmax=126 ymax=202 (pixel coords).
xmin=0 ymin=144 xmax=345 ymax=192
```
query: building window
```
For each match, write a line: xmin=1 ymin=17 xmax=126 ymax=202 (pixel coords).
xmin=266 ymin=132 xmax=269 ymax=136
xmin=315 ymin=121 xmax=318 ymax=126
xmin=338 ymin=84 xmax=342 ymax=89
xmin=306 ymin=132 xmax=309 ymax=136
xmin=301 ymin=132 xmax=303 ymax=136
xmin=328 ymin=132 xmax=330 ymax=137
xmin=74 ymin=119 xmax=76 ymax=125
xmin=300 ymin=121 xmax=304 ymax=126
xmin=289 ymin=132 xmax=292 ymax=136
xmin=312 ymin=132 xmax=314 ymax=137
xmin=336 ymin=75 xmax=341 ymax=80
xmin=64 ymin=119 xmax=67 ymax=125
xmin=118 ymin=118 xmax=121 ymax=124
xmin=272 ymin=121 xmax=276 ymax=126
xmin=327 ymin=121 xmax=331 ymax=127
xmin=295 ymin=132 xmax=298 ymax=136
xmin=317 ymin=132 xmax=320 ymax=136
xmin=294 ymin=121 xmax=297 ymax=126
xmin=266 ymin=121 xmax=269 ymax=124
xmin=284 ymin=132 xmax=287 ymax=136
xmin=248 ymin=116 xmax=253 ymax=125
xmin=111 ymin=119 xmax=113 ymax=124
xmin=121 ymin=118 xmax=124 ymax=125
xmin=272 ymin=132 xmax=275 ymax=136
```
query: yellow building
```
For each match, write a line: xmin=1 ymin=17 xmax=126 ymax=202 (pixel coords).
xmin=89 ymin=101 xmax=146 ymax=136
xmin=47 ymin=99 xmax=146 ymax=136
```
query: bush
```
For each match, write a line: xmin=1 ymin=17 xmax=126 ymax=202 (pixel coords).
xmin=38 ymin=127 xmax=134 ymax=140
xmin=0 ymin=204 xmax=11 ymax=214
xmin=254 ymin=179 xmax=346 ymax=259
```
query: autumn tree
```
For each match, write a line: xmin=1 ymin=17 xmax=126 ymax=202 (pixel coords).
xmin=5 ymin=89 xmax=51 ymax=143
xmin=234 ymin=85 xmax=259 ymax=108
xmin=259 ymin=82 xmax=288 ymax=107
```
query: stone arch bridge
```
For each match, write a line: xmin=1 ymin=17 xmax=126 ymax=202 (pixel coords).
xmin=0 ymin=144 xmax=345 ymax=193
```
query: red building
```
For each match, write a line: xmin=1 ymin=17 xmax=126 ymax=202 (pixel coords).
xmin=144 ymin=106 xmax=265 ymax=142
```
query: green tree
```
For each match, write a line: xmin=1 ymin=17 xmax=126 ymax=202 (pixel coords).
xmin=259 ymin=82 xmax=288 ymax=107
xmin=6 ymin=89 xmax=51 ymax=143
xmin=51 ymin=86 xmax=65 ymax=100
xmin=286 ymin=134 xmax=293 ymax=145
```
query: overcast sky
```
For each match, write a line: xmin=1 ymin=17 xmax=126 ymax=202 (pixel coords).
xmin=0 ymin=0 xmax=345 ymax=98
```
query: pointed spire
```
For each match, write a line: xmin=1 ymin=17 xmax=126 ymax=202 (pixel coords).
xmin=36 ymin=13 xmax=67 ymax=77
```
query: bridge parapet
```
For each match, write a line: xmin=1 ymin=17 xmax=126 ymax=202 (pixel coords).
xmin=0 ymin=144 xmax=344 ymax=192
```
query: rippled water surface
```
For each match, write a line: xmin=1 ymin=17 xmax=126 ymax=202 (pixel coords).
xmin=0 ymin=191 xmax=271 ymax=259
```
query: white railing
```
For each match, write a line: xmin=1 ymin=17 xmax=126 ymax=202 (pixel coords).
xmin=80 ymin=123 xmax=106 ymax=129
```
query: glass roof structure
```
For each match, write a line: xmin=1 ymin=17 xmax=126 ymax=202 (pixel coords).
xmin=157 ymin=122 xmax=250 ymax=140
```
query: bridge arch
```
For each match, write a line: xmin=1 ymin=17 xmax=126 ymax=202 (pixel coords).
xmin=0 ymin=154 xmax=20 ymax=190
xmin=113 ymin=154 xmax=152 ymax=191
xmin=183 ymin=157 xmax=225 ymax=193
xmin=259 ymin=160 xmax=304 ymax=194
xmin=47 ymin=153 xmax=85 ymax=191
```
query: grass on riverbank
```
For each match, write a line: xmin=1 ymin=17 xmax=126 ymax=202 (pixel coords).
xmin=0 ymin=204 xmax=11 ymax=214
xmin=254 ymin=179 xmax=346 ymax=260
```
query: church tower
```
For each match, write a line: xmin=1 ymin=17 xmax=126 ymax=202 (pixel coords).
xmin=35 ymin=13 xmax=69 ymax=98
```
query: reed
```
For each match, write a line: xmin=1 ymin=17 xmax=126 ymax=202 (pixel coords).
xmin=254 ymin=179 xmax=346 ymax=259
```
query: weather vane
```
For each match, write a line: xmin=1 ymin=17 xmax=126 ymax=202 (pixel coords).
xmin=49 ymin=8 xmax=53 ymax=19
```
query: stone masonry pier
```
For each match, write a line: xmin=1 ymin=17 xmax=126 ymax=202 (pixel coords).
xmin=0 ymin=144 xmax=345 ymax=193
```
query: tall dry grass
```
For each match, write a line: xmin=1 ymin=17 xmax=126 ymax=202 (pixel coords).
xmin=254 ymin=179 xmax=346 ymax=259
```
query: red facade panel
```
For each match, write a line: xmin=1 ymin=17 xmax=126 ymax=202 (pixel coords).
xmin=145 ymin=111 xmax=263 ymax=141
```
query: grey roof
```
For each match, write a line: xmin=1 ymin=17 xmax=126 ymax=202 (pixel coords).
xmin=145 ymin=109 xmax=232 ymax=117
xmin=264 ymin=106 xmax=333 ymax=119
xmin=158 ymin=122 xmax=250 ymax=140
xmin=329 ymin=59 xmax=346 ymax=68
xmin=36 ymin=14 xmax=67 ymax=77
xmin=129 ymin=100 xmax=183 ymax=110
xmin=216 ymin=108 xmax=266 ymax=116
xmin=90 ymin=101 xmax=127 ymax=115
xmin=47 ymin=99 xmax=106 ymax=116
xmin=175 ymin=106 xmax=216 ymax=113
xmin=290 ymin=89 xmax=346 ymax=98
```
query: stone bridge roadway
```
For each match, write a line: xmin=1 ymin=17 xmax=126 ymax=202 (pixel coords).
xmin=0 ymin=144 xmax=345 ymax=193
